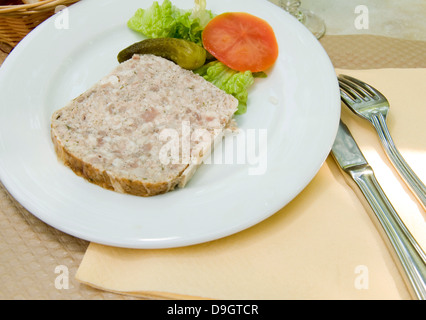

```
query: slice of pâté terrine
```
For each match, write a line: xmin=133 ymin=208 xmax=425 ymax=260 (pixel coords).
xmin=51 ymin=54 xmax=238 ymax=196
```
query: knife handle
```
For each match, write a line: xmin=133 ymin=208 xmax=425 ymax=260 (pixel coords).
xmin=348 ymin=165 xmax=426 ymax=300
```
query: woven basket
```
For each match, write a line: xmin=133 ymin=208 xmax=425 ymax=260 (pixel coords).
xmin=0 ymin=0 xmax=80 ymax=48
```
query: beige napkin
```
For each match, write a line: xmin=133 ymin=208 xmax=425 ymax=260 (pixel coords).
xmin=75 ymin=68 xmax=426 ymax=300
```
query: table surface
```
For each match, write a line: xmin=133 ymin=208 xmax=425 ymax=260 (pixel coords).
xmin=1 ymin=1 xmax=425 ymax=300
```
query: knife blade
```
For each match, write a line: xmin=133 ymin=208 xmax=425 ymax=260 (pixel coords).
xmin=331 ymin=120 xmax=426 ymax=300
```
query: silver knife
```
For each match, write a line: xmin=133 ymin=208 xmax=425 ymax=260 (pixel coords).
xmin=331 ymin=120 xmax=426 ymax=300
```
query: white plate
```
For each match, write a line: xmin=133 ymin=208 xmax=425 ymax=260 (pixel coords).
xmin=0 ymin=0 xmax=340 ymax=248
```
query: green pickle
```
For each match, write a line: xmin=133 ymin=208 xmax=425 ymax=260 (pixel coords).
xmin=117 ymin=38 xmax=207 ymax=70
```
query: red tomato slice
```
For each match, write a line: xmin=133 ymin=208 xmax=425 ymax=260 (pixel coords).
xmin=202 ymin=12 xmax=279 ymax=72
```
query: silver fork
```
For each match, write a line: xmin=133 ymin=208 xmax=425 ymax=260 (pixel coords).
xmin=338 ymin=74 xmax=426 ymax=210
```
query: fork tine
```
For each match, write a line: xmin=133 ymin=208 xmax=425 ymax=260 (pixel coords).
xmin=338 ymin=81 xmax=356 ymax=99
xmin=340 ymin=74 xmax=386 ymax=100
xmin=338 ymin=76 xmax=372 ymax=101
xmin=339 ymin=87 xmax=355 ymax=102
xmin=339 ymin=87 xmax=357 ymax=106
xmin=338 ymin=77 xmax=364 ymax=102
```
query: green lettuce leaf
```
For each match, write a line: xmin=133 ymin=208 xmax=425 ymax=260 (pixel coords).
xmin=127 ymin=0 xmax=213 ymax=46
xmin=127 ymin=0 xmax=178 ymax=39
xmin=190 ymin=0 xmax=213 ymax=28
xmin=195 ymin=61 xmax=256 ymax=115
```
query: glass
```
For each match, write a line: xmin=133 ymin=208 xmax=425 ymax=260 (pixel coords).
xmin=277 ymin=0 xmax=326 ymax=39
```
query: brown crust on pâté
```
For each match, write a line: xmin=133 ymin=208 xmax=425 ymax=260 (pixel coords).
xmin=51 ymin=128 xmax=182 ymax=197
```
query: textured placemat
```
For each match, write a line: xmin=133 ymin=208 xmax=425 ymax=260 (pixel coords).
xmin=0 ymin=34 xmax=425 ymax=299
xmin=320 ymin=35 xmax=426 ymax=69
